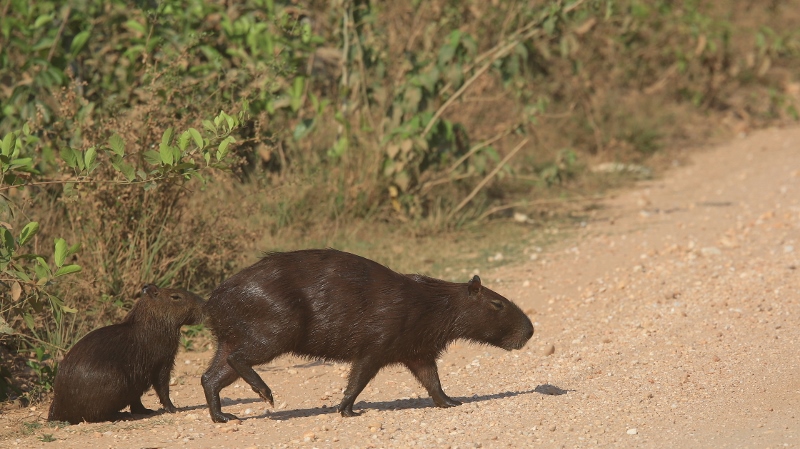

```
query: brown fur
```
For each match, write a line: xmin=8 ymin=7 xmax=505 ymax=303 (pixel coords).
xmin=201 ymin=249 xmax=533 ymax=422
xmin=48 ymin=285 xmax=204 ymax=424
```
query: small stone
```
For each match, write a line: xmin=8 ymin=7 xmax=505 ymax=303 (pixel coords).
xmin=627 ymin=428 xmax=638 ymax=435
xmin=542 ymin=344 xmax=555 ymax=356
xmin=514 ymin=212 xmax=531 ymax=223
xmin=287 ymin=369 xmax=298 ymax=374
xmin=784 ymin=245 xmax=794 ymax=253
xmin=549 ymin=424 xmax=556 ymax=431
xmin=303 ymin=431 xmax=315 ymax=441
xmin=219 ymin=424 xmax=239 ymax=434
xmin=700 ymin=247 xmax=721 ymax=256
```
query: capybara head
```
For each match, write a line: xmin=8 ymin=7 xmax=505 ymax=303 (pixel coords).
xmin=133 ymin=284 xmax=204 ymax=327
xmin=461 ymin=275 xmax=534 ymax=350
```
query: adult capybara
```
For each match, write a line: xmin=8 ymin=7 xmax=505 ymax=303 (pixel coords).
xmin=201 ymin=249 xmax=533 ymax=422
xmin=48 ymin=284 xmax=204 ymax=424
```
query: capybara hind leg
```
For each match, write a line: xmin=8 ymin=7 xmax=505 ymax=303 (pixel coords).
xmin=404 ymin=358 xmax=462 ymax=408
xmin=130 ymin=397 xmax=155 ymax=415
xmin=227 ymin=353 xmax=274 ymax=406
xmin=201 ymin=347 xmax=240 ymax=423
xmin=338 ymin=359 xmax=382 ymax=417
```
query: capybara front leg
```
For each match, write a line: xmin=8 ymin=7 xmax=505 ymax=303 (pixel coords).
xmin=405 ymin=358 xmax=462 ymax=408
xmin=227 ymin=353 xmax=274 ymax=407
xmin=338 ymin=358 xmax=382 ymax=417
xmin=154 ymin=363 xmax=177 ymax=412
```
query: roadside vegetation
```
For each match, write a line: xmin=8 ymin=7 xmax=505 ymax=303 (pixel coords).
xmin=1 ymin=0 xmax=799 ymax=403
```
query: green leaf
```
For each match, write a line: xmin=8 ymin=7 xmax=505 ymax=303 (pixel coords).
xmin=18 ymin=222 xmax=39 ymax=246
xmin=23 ymin=314 xmax=35 ymax=332
xmin=216 ymin=136 xmax=234 ymax=161
xmin=189 ymin=128 xmax=204 ymax=149
xmin=54 ymin=238 xmax=66 ymax=267
xmin=161 ymin=127 xmax=174 ymax=147
xmin=293 ymin=119 xmax=315 ymax=140
xmin=1 ymin=227 xmax=14 ymax=253
xmin=1 ymin=132 xmax=15 ymax=156
xmin=34 ymin=257 xmax=49 ymax=282
xmin=108 ymin=134 xmax=125 ymax=156
xmin=290 ymin=77 xmax=305 ymax=112
xmin=34 ymin=14 xmax=55 ymax=29
xmin=60 ymin=147 xmax=78 ymax=168
xmin=159 ymin=143 xmax=173 ymax=165
xmin=110 ymin=154 xmax=135 ymax=181
xmin=9 ymin=158 xmax=34 ymax=171
xmin=84 ymin=146 xmax=97 ymax=170
xmin=55 ymin=264 xmax=81 ymax=277
xmin=143 ymin=150 xmax=162 ymax=166
xmin=202 ymin=120 xmax=217 ymax=134
xmin=70 ymin=30 xmax=91 ymax=56
xmin=118 ymin=160 xmax=135 ymax=181
xmin=125 ymin=19 xmax=147 ymax=35
xmin=178 ymin=131 xmax=191 ymax=152
xmin=172 ymin=144 xmax=182 ymax=164
xmin=61 ymin=305 xmax=78 ymax=313
xmin=67 ymin=242 xmax=81 ymax=257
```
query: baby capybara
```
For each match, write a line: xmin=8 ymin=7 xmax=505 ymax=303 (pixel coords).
xmin=201 ymin=249 xmax=533 ymax=422
xmin=48 ymin=284 xmax=204 ymax=424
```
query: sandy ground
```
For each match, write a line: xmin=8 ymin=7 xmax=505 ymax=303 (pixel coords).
xmin=2 ymin=126 xmax=799 ymax=448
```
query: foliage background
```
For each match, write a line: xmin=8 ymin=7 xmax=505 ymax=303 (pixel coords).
xmin=1 ymin=0 xmax=799 ymax=401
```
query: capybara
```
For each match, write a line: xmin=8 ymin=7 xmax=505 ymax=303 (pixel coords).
xmin=201 ymin=249 xmax=533 ymax=422
xmin=48 ymin=284 xmax=204 ymax=424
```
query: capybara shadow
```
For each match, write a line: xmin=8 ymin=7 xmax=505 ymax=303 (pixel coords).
xmin=48 ymin=284 xmax=204 ymax=424
xmin=202 ymin=249 xmax=534 ymax=422
xmin=241 ymin=389 xmax=540 ymax=421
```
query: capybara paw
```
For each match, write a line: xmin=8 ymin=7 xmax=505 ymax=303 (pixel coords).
xmin=211 ymin=412 xmax=239 ymax=423
xmin=437 ymin=397 xmax=462 ymax=407
xmin=253 ymin=387 xmax=274 ymax=406
xmin=163 ymin=405 xmax=178 ymax=413
xmin=338 ymin=406 xmax=360 ymax=417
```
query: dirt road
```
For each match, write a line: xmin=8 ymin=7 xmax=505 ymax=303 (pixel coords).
xmin=3 ymin=126 xmax=799 ymax=448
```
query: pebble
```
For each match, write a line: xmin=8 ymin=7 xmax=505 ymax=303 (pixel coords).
xmin=627 ymin=428 xmax=638 ymax=435
xmin=542 ymin=344 xmax=555 ymax=356
xmin=701 ymin=246 xmax=722 ymax=256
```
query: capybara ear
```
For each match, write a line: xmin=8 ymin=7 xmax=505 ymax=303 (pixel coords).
xmin=142 ymin=284 xmax=159 ymax=298
xmin=468 ymin=275 xmax=482 ymax=296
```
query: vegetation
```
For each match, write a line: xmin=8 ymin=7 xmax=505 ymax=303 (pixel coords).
xmin=1 ymin=0 xmax=799 ymax=402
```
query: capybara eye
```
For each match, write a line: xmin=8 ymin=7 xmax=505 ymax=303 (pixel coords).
xmin=490 ymin=299 xmax=504 ymax=310
xmin=170 ymin=294 xmax=182 ymax=301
